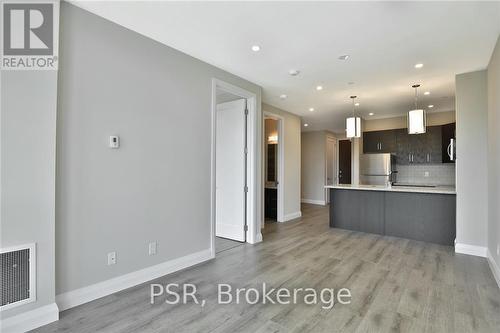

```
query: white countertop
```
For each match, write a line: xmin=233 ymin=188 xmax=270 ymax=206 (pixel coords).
xmin=325 ymin=184 xmax=456 ymax=195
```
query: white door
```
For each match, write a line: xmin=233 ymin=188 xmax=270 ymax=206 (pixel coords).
xmin=216 ymin=99 xmax=246 ymax=242
xmin=325 ymin=137 xmax=337 ymax=203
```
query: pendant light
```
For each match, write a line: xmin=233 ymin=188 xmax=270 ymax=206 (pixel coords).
xmin=346 ymin=95 xmax=361 ymax=138
xmin=408 ymin=84 xmax=426 ymax=134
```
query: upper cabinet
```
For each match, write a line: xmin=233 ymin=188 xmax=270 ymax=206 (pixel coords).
xmin=364 ymin=123 xmax=454 ymax=165
xmin=395 ymin=126 xmax=442 ymax=164
xmin=363 ymin=129 xmax=396 ymax=153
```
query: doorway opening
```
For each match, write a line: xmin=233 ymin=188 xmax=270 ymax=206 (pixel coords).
xmin=263 ymin=112 xmax=284 ymax=224
xmin=325 ymin=136 xmax=337 ymax=203
xmin=211 ymin=79 xmax=261 ymax=256
xmin=338 ymin=139 xmax=352 ymax=184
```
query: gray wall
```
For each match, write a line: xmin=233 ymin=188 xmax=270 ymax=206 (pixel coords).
xmin=301 ymin=131 xmax=327 ymax=203
xmin=262 ymin=104 xmax=301 ymax=218
xmin=488 ymin=36 xmax=500 ymax=271
xmin=56 ymin=3 xmax=261 ymax=294
xmin=0 ymin=71 xmax=58 ymax=318
xmin=455 ymin=70 xmax=488 ymax=248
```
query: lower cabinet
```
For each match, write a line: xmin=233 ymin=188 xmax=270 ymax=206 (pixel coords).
xmin=329 ymin=189 xmax=456 ymax=245
xmin=330 ymin=189 xmax=384 ymax=235
xmin=384 ymin=192 xmax=456 ymax=245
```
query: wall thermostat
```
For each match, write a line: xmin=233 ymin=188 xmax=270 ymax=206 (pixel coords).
xmin=109 ymin=136 xmax=120 ymax=149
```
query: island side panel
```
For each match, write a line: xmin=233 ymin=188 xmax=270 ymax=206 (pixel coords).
xmin=329 ymin=188 xmax=384 ymax=235
xmin=385 ymin=192 xmax=456 ymax=246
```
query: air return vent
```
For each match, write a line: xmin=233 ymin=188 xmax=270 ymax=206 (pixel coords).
xmin=0 ymin=244 xmax=36 ymax=310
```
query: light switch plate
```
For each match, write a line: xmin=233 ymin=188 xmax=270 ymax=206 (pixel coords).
xmin=424 ymin=171 xmax=430 ymax=177
xmin=109 ymin=136 xmax=120 ymax=149
xmin=107 ymin=251 xmax=116 ymax=265
xmin=149 ymin=242 xmax=157 ymax=255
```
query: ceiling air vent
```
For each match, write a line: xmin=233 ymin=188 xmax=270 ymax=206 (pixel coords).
xmin=0 ymin=244 xmax=36 ymax=311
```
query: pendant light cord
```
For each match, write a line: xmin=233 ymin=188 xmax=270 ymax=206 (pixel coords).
xmin=350 ymin=95 xmax=357 ymax=117
xmin=412 ymin=84 xmax=420 ymax=109
xmin=414 ymin=86 xmax=418 ymax=109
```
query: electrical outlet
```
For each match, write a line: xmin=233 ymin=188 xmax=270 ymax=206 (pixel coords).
xmin=149 ymin=242 xmax=157 ymax=255
xmin=107 ymin=251 xmax=116 ymax=265
xmin=424 ymin=171 xmax=430 ymax=177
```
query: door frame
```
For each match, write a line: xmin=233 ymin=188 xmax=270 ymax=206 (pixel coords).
xmin=263 ymin=112 xmax=285 ymax=223
xmin=211 ymin=79 xmax=262 ymax=257
xmin=325 ymin=135 xmax=337 ymax=204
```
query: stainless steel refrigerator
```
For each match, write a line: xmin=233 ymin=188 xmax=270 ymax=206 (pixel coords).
xmin=360 ymin=153 xmax=397 ymax=186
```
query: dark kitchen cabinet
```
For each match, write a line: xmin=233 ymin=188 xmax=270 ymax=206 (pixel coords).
xmin=395 ymin=126 xmax=442 ymax=164
xmin=384 ymin=191 xmax=456 ymax=246
xmin=424 ymin=126 xmax=442 ymax=164
xmin=363 ymin=131 xmax=380 ymax=153
xmin=395 ymin=129 xmax=411 ymax=165
xmin=442 ymin=123 xmax=456 ymax=163
xmin=363 ymin=129 xmax=397 ymax=153
xmin=330 ymin=189 xmax=385 ymax=235
xmin=329 ymin=188 xmax=456 ymax=246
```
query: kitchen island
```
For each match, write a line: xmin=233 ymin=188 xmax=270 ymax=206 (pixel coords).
xmin=326 ymin=184 xmax=456 ymax=245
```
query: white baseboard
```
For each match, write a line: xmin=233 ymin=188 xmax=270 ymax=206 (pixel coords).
xmin=455 ymin=243 xmax=488 ymax=257
xmin=301 ymin=198 xmax=326 ymax=205
xmin=56 ymin=248 xmax=213 ymax=311
xmin=1 ymin=303 xmax=59 ymax=333
xmin=282 ymin=211 xmax=302 ymax=222
xmin=487 ymin=249 xmax=500 ymax=289
xmin=254 ymin=232 xmax=263 ymax=243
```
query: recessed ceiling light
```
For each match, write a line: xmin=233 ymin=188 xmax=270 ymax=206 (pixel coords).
xmin=316 ymin=85 xmax=323 ymax=91
xmin=428 ymin=105 xmax=434 ymax=108
xmin=414 ymin=63 xmax=424 ymax=69
xmin=251 ymin=45 xmax=261 ymax=52
xmin=289 ymin=69 xmax=300 ymax=76
xmin=309 ymin=108 xmax=315 ymax=112
xmin=369 ymin=112 xmax=374 ymax=116
xmin=354 ymin=103 xmax=360 ymax=106
xmin=279 ymin=94 xmax=287 ymax=100
xmin=338 ymin=55 xmax=350 ymax=60
xmin=424 ymin=91 xmax=430 ymax=95
xmin=304 ymin=123 xmax=309 ymax=127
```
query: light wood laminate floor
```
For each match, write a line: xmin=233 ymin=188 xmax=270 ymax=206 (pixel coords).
xmin=34 ymin=204 xmax=500 ymax=332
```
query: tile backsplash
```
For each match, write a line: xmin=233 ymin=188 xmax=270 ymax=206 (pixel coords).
xmin=395 ymin=164 xmax=456 ymax=186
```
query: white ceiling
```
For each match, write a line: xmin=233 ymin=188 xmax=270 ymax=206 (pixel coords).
xmin=71 ymin=1 xmax=500 ymax=132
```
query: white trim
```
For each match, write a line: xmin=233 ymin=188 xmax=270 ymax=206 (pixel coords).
xmin=263 ymin=112 xmax=285 ymax=223
xmin=56 ymin=248 xmax=212 ymax=311
xmin=212 ymin=79 xmax=261 ymax=245
xmin=301 ymin=198 xmax=326 ymax=206
xmin=0 ymin=303 xmax=59 ymax=333
xmin=487 ymin=249 xmax=500 ymax=289
xmin=455 ymin=243 xmax=488 ymax=257
xmin=0 ymin=243 xmax=36 ymax=311
xmin=282 ymin=211 xmax=302 ymax=222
